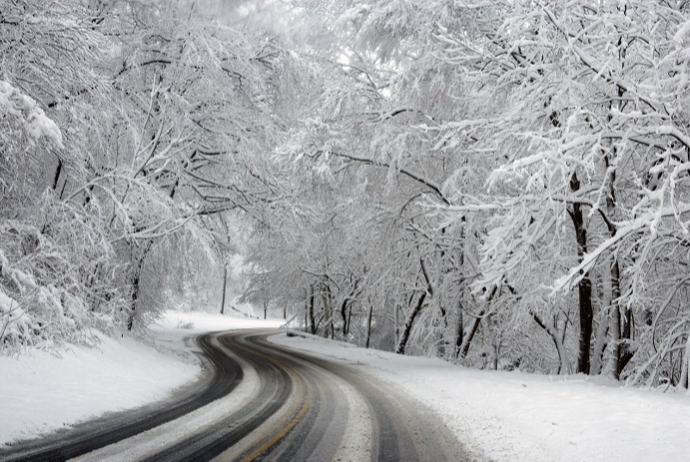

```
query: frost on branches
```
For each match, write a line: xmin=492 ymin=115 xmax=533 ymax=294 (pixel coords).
xmin=239 ymin=0 xmax=689 ymax=389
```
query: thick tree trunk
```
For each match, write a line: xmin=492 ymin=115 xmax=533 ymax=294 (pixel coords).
xmin=396 ymin=292 xmax=427 ymax=355
xmin=570 ymin=172 xmax=593 ymax=375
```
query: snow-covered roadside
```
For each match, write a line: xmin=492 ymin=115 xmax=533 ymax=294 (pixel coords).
xmin=4 ymin=310 xmax=688 ymax=461
xmin=271 ymin=332 xmax=690 ymax=462
xmin=0 ymin=311 xmax=283 ymax=447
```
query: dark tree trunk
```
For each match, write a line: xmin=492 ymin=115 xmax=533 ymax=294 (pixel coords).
xmin=454 ymin=301 xmax=464 ymax=359
xmin=458 ymin=312 xmax=482 ymax=359
xmin=396 ymin=292 xmax=427 ymax=355
xmin=220 ymin=265 xmax=228 ymax=315
xmin=52 ymin=158 xmax=62 ymax=191
xmin=308 ymin=284 xmax=316 ymax=335
xmin=340 ymin=298 xmax=349 ymax=336
xmin=320 ymin=278 xmax=333 ymax=339
xmin=347 ymin=305 xmax=353 ymax=337
xmin=365 ymin=303 xmax=373 ymax=349
xmin=127 ymin=269 xmax=140 ymax=331
xmin=126 ymin=240 xmax=153 ymax=331
xmin=570 ymin=172 xmax=594 ymax=375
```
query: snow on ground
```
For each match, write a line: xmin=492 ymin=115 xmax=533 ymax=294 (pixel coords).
xmin=0 ymin=310 xmax=283 ymax=447
xmin=271 ymin=331 xmax=690 ymax=462
xmin=3 ymin=310 xmax=688 ymax=461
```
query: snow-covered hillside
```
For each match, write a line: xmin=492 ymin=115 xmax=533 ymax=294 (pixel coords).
xmin=0 ymin=311 xmax=282 ymax=447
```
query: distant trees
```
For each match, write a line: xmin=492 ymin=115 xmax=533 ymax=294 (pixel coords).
xmin=238 ymin=0 xmax=690 ymax=388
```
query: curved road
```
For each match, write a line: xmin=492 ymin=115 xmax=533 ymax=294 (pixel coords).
xmin=1 ymin=330 xmax=468 ymax=461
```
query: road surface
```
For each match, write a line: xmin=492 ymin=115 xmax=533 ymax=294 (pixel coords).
xmin=1 ymin=330 xmax=469 ymax=461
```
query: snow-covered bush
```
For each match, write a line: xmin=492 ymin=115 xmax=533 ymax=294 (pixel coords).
xmin=0 ymin=81 xmax=128 ymax=352
xmin=0 ymin=211 xmax=127 ymax=352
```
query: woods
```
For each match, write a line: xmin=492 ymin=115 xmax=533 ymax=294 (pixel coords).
xmin=2 ymin=0 xmax=689 ymax=389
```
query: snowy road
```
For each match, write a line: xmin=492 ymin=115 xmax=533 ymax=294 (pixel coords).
xmin=1 ymin=330 xmax=467 ymax=461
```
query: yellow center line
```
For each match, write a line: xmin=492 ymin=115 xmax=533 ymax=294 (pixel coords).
xmin=241 ymin=373 xmax=312 ymax=462
xmin=220 ymin=335 xmax=314 ymax=462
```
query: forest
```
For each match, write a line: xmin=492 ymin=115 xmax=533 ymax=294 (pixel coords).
xmin=1 ymin=0 xmax=689 ymax=389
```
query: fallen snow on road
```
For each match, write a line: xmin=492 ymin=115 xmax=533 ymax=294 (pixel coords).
xmin=0 ymin=310 xmax=283 ymax=447
xmin=271 ymin=331 xmax=690 ymax=462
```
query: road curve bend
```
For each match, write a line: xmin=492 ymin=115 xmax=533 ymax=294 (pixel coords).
xmin=0 ymin=330 xmax=470 ymax=462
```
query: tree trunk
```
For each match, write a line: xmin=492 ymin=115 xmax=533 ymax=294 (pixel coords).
xmin=342 ymin=280 xmax=358 ymax=336
xmin=365 ymin=303 xmax=373 ymax=349
xmin=322 ymin=278 xmax=333 ymax=339
xmin=308 ymin=284 xmax=316 ymax=335
xmin=220 ymin=265 xmax=228 ymax=315
xmin=681 ymin=333 xmax=689 ymax=389
xmin=602 ymin=156 xmax=634 ymax=379
xmin=454 ymin=300 xmax=464 ymax=359
xmin=604 ymin=49 xmax=635 ymax=380
xmin=570 ymin=172 xmax=593 ymax=375
xmin=127 ymin=269 xmax=140 ymax=331
xmin=394 ymin=299 xmax=399 ymax=348
xmin=340 ymin=298 xmax=349 ymax=336
xmin=608 ymin=257 xmax=623 ymax=379
xmin=303 ymin=299 xmax=308 ymax=333
xmin=590 ymin=314 xmax=609 ymax=376
xmin=52 ymin=158 xmax=62 ymax=191
xmin=347 ymin=304 xmax=353 ymax=338
xmin=396 ymin=292 xmax=427 ymax=355
xmin=531 ymin=311 xmax=571 ymax=374
xmin=458 ymin=308 xmax=485 ymax=359
xmin=127 ymin=241 xmax=153 ymax=331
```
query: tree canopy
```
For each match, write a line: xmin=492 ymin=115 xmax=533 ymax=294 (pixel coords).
xmin=1 ymin=0 xmax=689 ymax=389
